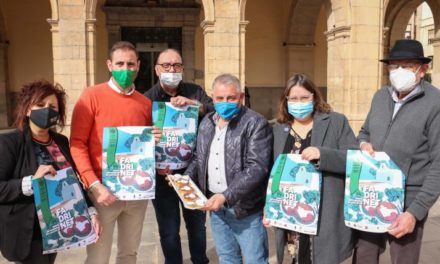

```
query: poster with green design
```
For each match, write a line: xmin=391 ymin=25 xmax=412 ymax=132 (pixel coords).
xmin=344 ymin=150 xmax=405 ymax=233
xmin=102 ymin=126 xmax=155 ymax=200
xmin=264 ymin=154 xmax=322 ymax=235
xmin=32 ymin=167 xmax=97 ymax=254
xmin=152 ymin=102 xmax=199 ymax=170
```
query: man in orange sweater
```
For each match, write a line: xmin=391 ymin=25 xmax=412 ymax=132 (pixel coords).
xmin=70 ymin=41 xmax=154 ymax=264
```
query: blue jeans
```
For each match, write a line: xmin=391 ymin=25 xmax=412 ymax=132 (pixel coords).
xmin=210 ymin=207 xmax=268 ymax=264
xmin=152 ymin=175 xmax=209 ymax=264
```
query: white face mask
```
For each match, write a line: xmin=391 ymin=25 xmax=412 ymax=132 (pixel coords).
xmin=160 ymin=72 xmax=182 ymax=89
xmin=389 ymin=66 xmax=420 ymax=93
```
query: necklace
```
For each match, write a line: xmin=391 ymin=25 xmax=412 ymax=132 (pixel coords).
xmin=32 ymin=137 xmax=53 ymax=146
xmin=290 ymin=128 xmax=311 ymax=154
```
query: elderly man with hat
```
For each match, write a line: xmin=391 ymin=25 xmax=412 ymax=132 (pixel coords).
xmin=353 ymin=39 xmax=440 ymax=264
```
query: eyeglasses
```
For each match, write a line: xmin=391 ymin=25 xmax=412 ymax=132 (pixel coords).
xmin=286 ymin=94 xmax=313 ymax=103
xmin=387 ymin=64 xmax=421 ymax=71
xmin=157 ymin=63 xmax=184 ymax=72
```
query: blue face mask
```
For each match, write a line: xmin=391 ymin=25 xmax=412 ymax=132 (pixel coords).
xmin=287 ymin=101 xmax=314 ymax=120
xmin=214 ymin=102 xmax=240 ymax=120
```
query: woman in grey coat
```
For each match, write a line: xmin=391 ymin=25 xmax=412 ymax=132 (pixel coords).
xmin=263 ymin=73 xmax=357 ymax=264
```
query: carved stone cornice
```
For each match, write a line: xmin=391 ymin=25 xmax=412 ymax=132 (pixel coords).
xmin=201 ymin=20 xmax=215 ymax=35
xmin=325 ymin=25 xmax=351 ymax=42
xmin=239 ymin=21 xmax=249 ymax=33
xmin=46 ymin=19 xmax=59 ymax=33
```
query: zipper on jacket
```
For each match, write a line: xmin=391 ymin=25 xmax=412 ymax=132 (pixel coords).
xmin=379 ymin=89 xmax=424 ymax=150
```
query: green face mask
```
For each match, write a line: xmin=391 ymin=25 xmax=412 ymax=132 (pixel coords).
xmin=112 ymin=70 xmax=137 ymax=89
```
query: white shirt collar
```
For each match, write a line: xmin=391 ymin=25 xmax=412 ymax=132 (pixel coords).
xmin=108 ymin=78 xmax=135 ymax=95
xmin=391 ymin=84 xmax=421 ymax=103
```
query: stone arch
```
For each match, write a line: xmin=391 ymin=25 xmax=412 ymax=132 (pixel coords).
xmin=201 ymin=0 xmax=214 ymax=22
xmin=384 ymin=0 xmax=425 ymax=46
xmin=239 ymin=0 xmax=247 ymax=21
xmin=85 ymin=0 xmax=97 ymax=20
xmin=285 ymin=0 xmax=329 ymax=90
xmin=383 ymin=0 xmax=440 ymax=86
xmin=286 ymin=0 xmax=325 ymax=46
xmin=84 ymin=0 xmax=98 ymax=85
xmin=49 ymin=0 xmax=59 ymax=21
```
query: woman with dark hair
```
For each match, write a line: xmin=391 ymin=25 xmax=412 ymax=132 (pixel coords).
xmin=263 ymin=73 xmax=357 ymax=264
xmin=0 ymin=80 xmax=100 ymax=264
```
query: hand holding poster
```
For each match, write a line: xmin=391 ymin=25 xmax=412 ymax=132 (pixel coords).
xmin=264 ymin=154 xmax=322 ymax=235
xmin=32 ymin=167 xmax=97 ymax=254
xmin=102 ymin=126 xmax=156 ymax=200
xmin=152 ymin=102 xmax=199 ymax=170
xmin=344 ymin=150 xmax=405 ymax=233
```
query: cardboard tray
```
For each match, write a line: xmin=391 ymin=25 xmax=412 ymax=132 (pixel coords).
xmin=168 ymin=174 xmax=207 ymax=210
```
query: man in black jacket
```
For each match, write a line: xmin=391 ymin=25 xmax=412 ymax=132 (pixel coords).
xmin=185 ymin=73 xmax=273 ymax=263
xmin=144 ymin=49 xmax=212 ymax=264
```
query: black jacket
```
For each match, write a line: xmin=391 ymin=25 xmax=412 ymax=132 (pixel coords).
xmin=144 ymin=81 xmax=214 ymax=115
xmin=185 ymin=107 xmax=273 ymax=218
xmin=0 ymin=126 xmax=90 ymax=261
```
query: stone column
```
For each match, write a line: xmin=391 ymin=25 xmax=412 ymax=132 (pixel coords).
xmin=86 ymin=18 xmax=97 ymax=86
xmin=202 ymin=20 xmax=215 ymax=94
xmin=182 ymin=26 xmax=197 ymax=81
xmin=431 ymin=37 xmax=440 ymax=87
xmin=239 ymin=21 xmax=249 ymax=91
xmin=48 ymin=0 xmax=97 ymax=128
xmin=202 ymin=0 xmax=242 ymax=95
xmin=325 ymin=26 xmax=351 ymax=112
xmin=326 ymin=0 xmax=383 ymax=133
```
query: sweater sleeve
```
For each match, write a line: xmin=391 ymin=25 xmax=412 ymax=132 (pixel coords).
xmin=407 ymin=107 xmax=440 ymax=220
xmin=70 ymin=89 xmax=100 ymax=188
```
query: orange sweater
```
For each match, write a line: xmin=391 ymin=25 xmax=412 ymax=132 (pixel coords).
xmin=70 ymin=82 xmax=152 ymax=188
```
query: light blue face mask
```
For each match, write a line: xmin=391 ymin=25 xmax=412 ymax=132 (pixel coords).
xmin=214 ymin=102 xmax=240 ymax=120
xmin=287 ymin=101 xmax=314 ymax=120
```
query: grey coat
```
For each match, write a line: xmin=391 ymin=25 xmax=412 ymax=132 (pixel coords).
xmin=273 ymin=111 xmax=357 ymax=264
xmin=358 ymin=80 xmax=440 ymax=220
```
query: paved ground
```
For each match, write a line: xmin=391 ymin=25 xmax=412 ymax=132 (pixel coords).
xmin=1 ymin=203 xmax=440 ymax=264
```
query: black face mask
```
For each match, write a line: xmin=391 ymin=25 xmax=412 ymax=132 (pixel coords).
xmin=29 ymin=107 xmax=59 ymax=129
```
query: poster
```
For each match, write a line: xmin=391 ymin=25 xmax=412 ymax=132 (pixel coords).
xmin=102 ymin=126 xmax=156 ymax=200
xmin=32 ymin=167 xmax=97 ymax=254
xmin=264 ymin=154 xmax=322 ymax=235
xmin=344 ymin=150 xmax=405 ymax=233
xmin=152 ymin=102 xmax=199 ymax=170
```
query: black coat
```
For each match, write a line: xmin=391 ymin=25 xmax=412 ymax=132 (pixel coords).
xmin=185 ymin=107 xmax=273 ymax=218
xmin=0 ymin=126 xmax=90 ymax=261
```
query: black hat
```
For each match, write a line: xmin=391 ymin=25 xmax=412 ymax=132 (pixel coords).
xmin=380 ymin=39 xmax=431 ymax=64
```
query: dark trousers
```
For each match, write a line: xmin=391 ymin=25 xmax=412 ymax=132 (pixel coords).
xmin=14 ymin=240 xmax=56 ymax=264
xmin=274 ymin=227 xmax=311 ymax=264
xmin=152 ymin=175 xmax=209 ymax=264
xmin=352 ymin=217 xmax=427 ymax=264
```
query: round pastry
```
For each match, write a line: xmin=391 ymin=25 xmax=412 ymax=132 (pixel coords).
xmin=175 ymin=178 xmax=190 ymax=188
xmin=184 ymin=192 xmax=198 ymax=201
xmin=179 ymin=185 xmax=194 ymax=194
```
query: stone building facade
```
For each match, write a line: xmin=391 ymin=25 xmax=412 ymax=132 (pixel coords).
xmin=0 ymin=0 xmax=439 ymax=133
